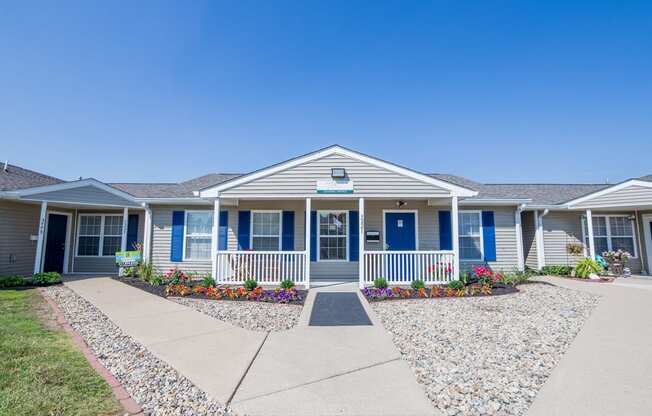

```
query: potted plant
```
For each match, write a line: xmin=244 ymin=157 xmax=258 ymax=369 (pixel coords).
xmin=601 ymin=250 xmax=631 ymax=277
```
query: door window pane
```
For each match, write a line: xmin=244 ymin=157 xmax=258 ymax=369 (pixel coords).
xmin=318 ymin=212 xmax=347 ymax=260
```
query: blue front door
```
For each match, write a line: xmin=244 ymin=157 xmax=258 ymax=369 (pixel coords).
xmin=385 ymin=212 xmax=416 ymax=251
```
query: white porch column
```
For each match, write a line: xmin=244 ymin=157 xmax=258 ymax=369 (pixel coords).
xmin=211 ymin=198 xmax=220 ymax=280
xmin=304 ymin=197 xmax=311 ymax=289
xmin=33 ymin=201 xmax=48 ymax=274
xmin=514 ymin=205 xmax=525 ymax=271
xmin=358 ymin=197 xmax=365 ymax=288
xmin=534 ymin=210 xmax=547 ymax=269
xmin=451 ymin=195 xmax=460 ymax=280
xmin=120 ymin=207 xmax=129 ymax=252
xmin=143 ymin=205 xmax=152 ymax=263
xmin=586 ymin=209 xmax=596 ymax=259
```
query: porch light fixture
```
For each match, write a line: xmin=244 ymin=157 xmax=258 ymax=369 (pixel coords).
xmin=331 ymin=168 xmax=346 ymax=179
xmin=396 ymin=200 xmax=407 ymax=207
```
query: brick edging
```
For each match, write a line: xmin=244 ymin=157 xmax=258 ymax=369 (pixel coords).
xmin=39 ymin=288 xmax=143 ymax=415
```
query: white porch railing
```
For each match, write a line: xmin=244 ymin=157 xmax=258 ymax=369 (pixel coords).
xmin=362 ymin=251 xmax=455 ymax=285
xmin=215 ymin=251 xmax=307 ymax=285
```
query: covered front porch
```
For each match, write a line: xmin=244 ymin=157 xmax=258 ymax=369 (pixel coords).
xmin=210 ymin=196 xmax=464 ymax=288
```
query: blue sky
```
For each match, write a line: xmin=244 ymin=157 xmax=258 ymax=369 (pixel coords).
xmin=1 ymin=1 xmax=650 ymax=184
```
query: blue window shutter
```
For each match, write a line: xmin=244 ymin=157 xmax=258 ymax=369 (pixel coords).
xmin=219 ymin=211 xmax=228 ymax=250
xmin=170 ymin=211 xmax=185 ymax=262
xmin=126 ymin=214 xmax=139 ymax=251
xmin=238 ymin=211 xmax=251 ymax=250
xmin=482 ymin=211 xmax=497 ymax=261
xmin=439 ymin=211 xmax=452 ymax=250
xmin=349 ymin=211 xmax=359 ymax=261
xmin=310 ymin=211 xmax=317 ymax=261
xmin=282 ymin=211 xmax=295 ymax=251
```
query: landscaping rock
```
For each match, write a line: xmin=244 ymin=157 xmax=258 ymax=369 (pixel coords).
xmin=370 ymin=283 xmax=599 ymax=416
xmin=42 ymin=286 xmax=233 ymax=416
xmin=170 ymin=297 xmax=302 ymax=332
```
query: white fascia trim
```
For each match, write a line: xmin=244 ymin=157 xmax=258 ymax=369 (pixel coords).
xmin=136 ymin=198 xmax=212 ymax=205
xmin=199 ymin=146 xmax=478 ymax=198
xmin=19 ymin=198 xmax=142 ymax=209
xmin=566 ymin=180 xmax=652 ymax=207
xmin=459 ymin=198 xmax=532 ymax=206
xmin=14 ymin=178 xmax=139 ymax=203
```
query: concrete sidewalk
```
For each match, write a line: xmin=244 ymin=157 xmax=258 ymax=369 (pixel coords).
xmin=66 ymin=278 xmax=436 ymax=416
xmin=528 ymin=277 xmax=652 ymax=416
xmin=64 ymin=277 xmax=266 ymax=405
xmin=230 ymin=282 xmax=436 ymax=416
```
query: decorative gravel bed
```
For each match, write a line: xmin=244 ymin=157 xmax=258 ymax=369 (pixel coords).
xmin=370 ymin=283 xmax=599 ymax=416
xmin=42 ymin=285 xmax=233 ymax=416
xmin=170 ymin=297 xmax=302 ymax=332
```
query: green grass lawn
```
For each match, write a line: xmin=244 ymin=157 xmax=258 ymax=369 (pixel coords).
xmin=0 ymin=289 xmax=122 ymax=416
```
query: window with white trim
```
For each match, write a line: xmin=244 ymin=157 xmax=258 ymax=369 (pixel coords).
xmin=184 ymin=211 xmax=213 ymax=260
xmin=582 ymin=215 xmax=637 ymax=257
xmin=76 ymin=214 xmax=123 ymax=256
xmin=251 ymin=211 xmax=281 ymax=251
xmin=459 ymin=211 xmax=483 ymax=261
xmin=318 ymin=211 xmax=348 ymax=261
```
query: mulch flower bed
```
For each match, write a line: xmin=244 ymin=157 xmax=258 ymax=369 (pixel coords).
xmin=362 ymin=284 xmax=518 ymax=301
xmin=113 ymin=276 xmax=306 ymax=305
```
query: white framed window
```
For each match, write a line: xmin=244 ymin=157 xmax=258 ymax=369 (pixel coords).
xmin=183 ymin=210 xmax=213 ymax=261
xmin=458 ymin=211 xmax=483 ymax=261
xmin=250 ymin=211 xmax=282 ymax=251
xmin=76 ymin=214 xmax=124 ymax=257
xmin=582 ymin=215 xmax=637 ymax=257
xmin=318 ymin=210 xmax=348 ymax=261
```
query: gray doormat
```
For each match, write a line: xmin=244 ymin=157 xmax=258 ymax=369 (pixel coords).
xmin=309 ymin=292 xmax=372 ymax=326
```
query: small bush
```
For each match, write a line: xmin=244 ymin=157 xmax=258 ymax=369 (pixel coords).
xmin=447 ymin=280 xmax=464 ymax=290
xmin=280 ymin=279 xmax=295 ymax=289
xmin=574 ymin=259 xmax=602 ymax=279
xmin=201 ymin=276 xmax=216 ymax=288
xmin=0 ymin=275 xmax=26 ymax=288
xmin=541 ymin=265 xmax=573 ymax=276
xmin=373 ymin=278 xmax=388 ymax=289
xmin=32 ymin=272 xmax=62 ymax=285
xmin=244 ymin=279 xmax=258 ymax=291
xmin=149 ymin=275 xmax=163 ymax=286
xmin=122 ymin=267 xmax=137 ymax=277
xmin=137 ymin=262 xmax=154 ymax=281
xmin=410 ymin=279 xmax=425 ymax=290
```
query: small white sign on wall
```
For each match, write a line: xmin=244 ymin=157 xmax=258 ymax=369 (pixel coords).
xmin=316 ymin=179 xmax=354 ymax=194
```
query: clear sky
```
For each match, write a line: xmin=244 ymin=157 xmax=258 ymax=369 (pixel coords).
xmin=1 ymin=1 xmax=650 ymax=184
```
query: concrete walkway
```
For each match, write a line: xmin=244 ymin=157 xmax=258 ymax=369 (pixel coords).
xmin=528 ymin=276 xmax=652 ymax=416
xmin=64 ymin=277 xmax=266 ymax=404
xmin=230 ymin=283 xmax=436 ymax=416
xmin=66 ymin=278 xmax=436 ymax=416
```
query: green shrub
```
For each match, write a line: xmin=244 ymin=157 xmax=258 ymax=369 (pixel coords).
xmin=0 ymin=275 xmax=26 ymax=288
xmin=201 ymin=276 xmax=216 ymax=288
xmin=501 ymin=270 xmax=532 ymax=286
xmin=149 ymin=275 xmax=163 ymax=286
xmin=541 ymin=265 xmax=573 ymax=276
xmin=447 ymin=280 xmax=464 ymax=290
xmin=373 ymin=278 xmax=388 ymax=289
xmin=244 ymin=279 xmax=258 ymax=291
xmin=122 ymin=267 xmax=137 ymax=277
xmin=32 ymin=272 xmax=62 ymax=285
xmin=137 ymin=262 xmax=154 ymax=281
xmin=280 ymin=279 xmax=295 ymax=289
xmin=410 ymin=279 xmax=425 ymax=290
xmin=574 ymin=259 xmax=602 ymax=279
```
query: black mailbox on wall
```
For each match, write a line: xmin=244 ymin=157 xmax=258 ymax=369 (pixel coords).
xmin=365 ymin=230 xmax=380 ymax=243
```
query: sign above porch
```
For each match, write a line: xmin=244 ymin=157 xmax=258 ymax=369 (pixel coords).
xmin=316 ymin=179 xmax=354 ymax=194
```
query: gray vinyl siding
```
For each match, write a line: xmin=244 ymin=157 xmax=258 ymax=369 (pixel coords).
xmin=538 ymin=210 xmax=643 ymax=273
xmin=71 ymin=209 xmax=144 ymax=274
xmin=219 ymin=153 xmax=451 ymax=198
xmin=572 ymin=185 xmax=652 ymax=208
xmin=521 ymin=211 xmax=538 ymax=269
xmin=25 ymin=185 xmax=139 ymax=207
xmin=0 ymin=200 xmax=39 ymax=276
xmin=151 ymin=205 xmax=212 ymax=276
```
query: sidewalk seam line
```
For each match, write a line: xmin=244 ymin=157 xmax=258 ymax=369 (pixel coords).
xmin=226 ymin=330 xmax=270 ymax=407
xmin=232 ymin=356 xmax=401 ymax=405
